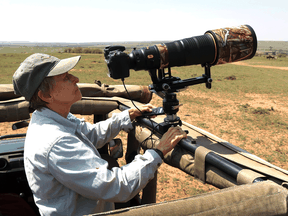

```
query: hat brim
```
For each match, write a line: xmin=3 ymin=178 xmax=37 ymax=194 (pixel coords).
xmin=47 ymin=56 xmax=81 ymax=77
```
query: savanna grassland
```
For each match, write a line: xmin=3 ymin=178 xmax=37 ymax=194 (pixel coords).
xmin=0 ymin=50 xmax=288 ymax=202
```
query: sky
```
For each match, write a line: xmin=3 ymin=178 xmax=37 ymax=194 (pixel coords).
xmin=0 ymin=0 xmax=287 ymax=43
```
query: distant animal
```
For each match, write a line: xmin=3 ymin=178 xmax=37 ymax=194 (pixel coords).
xmin=266 ymin=55 xmax=275 ymax=60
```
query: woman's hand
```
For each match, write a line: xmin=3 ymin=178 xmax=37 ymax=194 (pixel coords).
xmin=156 ymin=126 xmax=187 ymax=156
xmin=128 ymin=104 xmax=154 ymax=121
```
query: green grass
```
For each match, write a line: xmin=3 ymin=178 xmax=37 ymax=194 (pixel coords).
xmin=237 ymin=104 xmax=288 ymax=131
xmin=2 ymin=53 xmax=287 ymax=94
xmin=208 ymin=62 xmax=288 ymax=95
xmin=0 ymin=53 xmax=31 ymax=83
xmin=0 ymin=46 xmax=69 ymax=54
xmin=249 ymin=56 xmax=288 ymax=67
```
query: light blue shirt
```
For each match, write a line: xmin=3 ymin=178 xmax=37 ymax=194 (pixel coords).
xmin=24 ymin=108 xmax=162 ymax=216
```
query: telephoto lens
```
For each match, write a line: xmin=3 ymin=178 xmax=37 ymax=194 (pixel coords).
xmin=128 ymin=25 xmax=257 ymax=70
xmin=104 ymin=25 xmax=257 ymax=80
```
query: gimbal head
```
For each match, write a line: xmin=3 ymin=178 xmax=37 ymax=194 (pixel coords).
xmin=146 ymin=64 xmax=212 ymax=133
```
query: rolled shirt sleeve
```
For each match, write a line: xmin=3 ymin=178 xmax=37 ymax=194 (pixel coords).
xmin=77 ymin=110 xmax=133 ymax=149
xmin=48 ymin=135 xmax=162 ymax=203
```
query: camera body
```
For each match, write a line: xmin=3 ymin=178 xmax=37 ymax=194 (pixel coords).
xmin=104 ymin=46 xmax=130 ymax=79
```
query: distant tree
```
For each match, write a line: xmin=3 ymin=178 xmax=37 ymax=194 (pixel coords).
xmin=91 ymin=48 xmax=103 ymax=54
xmin=64 ymin=47 xmax=103 ymax=54
xmin=83 ymin=48 xmax=91 ymax=53
xmin=64 ymin=48 xmax=72 ymax=53
xmin=72 ymin=47 xmax=83 ymax=53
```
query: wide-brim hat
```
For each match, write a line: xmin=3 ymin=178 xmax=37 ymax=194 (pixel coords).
xmin=12 ymin=53 xmax=81 ymax=101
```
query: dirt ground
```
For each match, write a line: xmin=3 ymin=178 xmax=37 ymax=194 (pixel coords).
xmin=232 ymin=61 xmax=288 ymax=71
xmin=1 ymin=62 xmax=287 ymax=204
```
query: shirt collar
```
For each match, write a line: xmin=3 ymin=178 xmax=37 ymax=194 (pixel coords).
xmin=36 ymin=107 xmax=79 ymax=133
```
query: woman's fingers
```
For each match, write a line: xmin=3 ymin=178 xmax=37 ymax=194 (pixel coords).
xmin=157 ymin=126 xmax=187 ymax=156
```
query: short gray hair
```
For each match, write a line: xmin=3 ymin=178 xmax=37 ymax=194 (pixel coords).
xmin=29 ymin=77 xmax=55 ymax=110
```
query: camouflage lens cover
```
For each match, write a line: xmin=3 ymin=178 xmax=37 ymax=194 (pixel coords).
xmin=206 ymin=25 xmax=257 ymax=65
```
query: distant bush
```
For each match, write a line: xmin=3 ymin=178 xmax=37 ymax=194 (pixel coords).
xmin=64 ymin=47 xmax=103 ymax=54
xmin=225 ymin=75 xmax=236 ymax=80
xmin=72 ymin=47 xmax=83 ymax=53
xmin=64 ymin=48 xmax=72 ymax=53
xmin=83 ymin=48 xmax=91 ymax=53
xmin=92 ymin=48 xmax=103 ymax=54
xmin=251 ymin=107 xmax=272 ymax=115
xmin=277 ymin=53 xmax=287 ymax=58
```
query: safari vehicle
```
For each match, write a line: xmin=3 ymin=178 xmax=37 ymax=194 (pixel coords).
xmin=1 ymin=82 xmax=288 ymax=216
xmin=1 ymin=24 xmax=288 ymax=216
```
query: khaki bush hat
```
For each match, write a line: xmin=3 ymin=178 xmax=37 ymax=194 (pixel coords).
xmin=12 ymin=53 xmax=81 ymax=101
